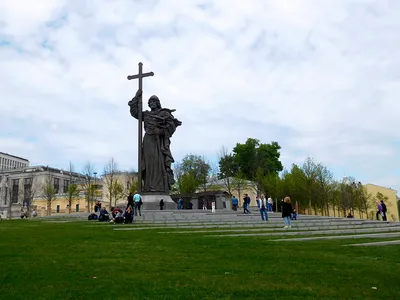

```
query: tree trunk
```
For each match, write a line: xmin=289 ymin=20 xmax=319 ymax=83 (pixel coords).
xmin=47 ymin=200 xmax=52 ymax=216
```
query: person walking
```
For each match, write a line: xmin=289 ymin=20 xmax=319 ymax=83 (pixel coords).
xmin=376 ymin=201 xmax=383 ymax=220
xmin=243 ymin=194 xmax=251 ymax=214
xmin=259 ymin=194 xmax=268 ymax=221
xmin=231 ymin=195 xmax=238 ymax=211
xmin=127 ymin=193 xmax=134 ymax=210
xmin=177 ymin=198 xmax=183 ymax=210
xmin=381 ymin=200 xmax=387 ymax=221
xmin=134 ymin=192 xmax=142 ymax=216
xmin=281 ymin=196 xmax=293 ymax=229
xmin=159 ymin=199 xmax=164 ymax=210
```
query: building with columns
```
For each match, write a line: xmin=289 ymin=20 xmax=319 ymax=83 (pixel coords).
xmin=0 ymin=165 xmax=103 ymax=218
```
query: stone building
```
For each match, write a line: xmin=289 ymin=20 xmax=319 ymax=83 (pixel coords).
xmin=0 ymin=152 xmax=29 ymax=169
xmin=0 ymin=165 xmax=102 ymax=218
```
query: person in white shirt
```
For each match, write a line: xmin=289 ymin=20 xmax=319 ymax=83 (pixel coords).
xmin=267 ymin=196 xmax=274 ymax=212
xmin=259 ymin=194 xmax=268 ymax=221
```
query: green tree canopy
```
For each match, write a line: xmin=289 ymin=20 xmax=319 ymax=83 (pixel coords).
xmin=232 ymin=138 xmax=283 ymax=180
xmin=173 ymin=154 xmax=211 ymax=194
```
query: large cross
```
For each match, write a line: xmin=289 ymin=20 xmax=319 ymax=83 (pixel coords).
xmin=127 ymin=62 xmax=154 ymax=193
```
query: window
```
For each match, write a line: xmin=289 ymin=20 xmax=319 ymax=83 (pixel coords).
xmin=11 ymin=179 xmax=19 ymax=203
xmin=64 ymin=179 xmax=70 ymax=193
xmin=54 ymin=178 xmax=59 ymax=194
xmin=24 ymin=178 xmax=32 ymax=202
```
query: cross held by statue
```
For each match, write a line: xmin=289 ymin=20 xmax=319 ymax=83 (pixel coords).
xmin=127 ymin=62 xmax=154 ymax=193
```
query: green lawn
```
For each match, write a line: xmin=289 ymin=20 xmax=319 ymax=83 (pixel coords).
xmin=0 ymin=220 xmax=399 ymax=299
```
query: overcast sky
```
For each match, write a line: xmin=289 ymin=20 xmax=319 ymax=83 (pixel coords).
xmin=0 ymin=0 xmax=399 ymax=191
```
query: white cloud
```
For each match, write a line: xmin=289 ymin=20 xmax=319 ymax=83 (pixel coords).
xmin=0 ymin=0 xmax=399 ymax=192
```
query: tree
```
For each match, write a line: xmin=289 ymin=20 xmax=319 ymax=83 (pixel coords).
xmin=217 ymin=146 xmax=239 ymax=196
xmin=260 ymin=171 xmax=281 ymax=199
xmin=65 ymin=162 xmax=79 ymax=214
xmin=352 ymin=182 xmax=372 ymax=219
xmin=198 ymin=159 xmax=214 ymax=192
xmin=103 ymin=158 xmax=125 ymax=208
xmin=66 ymin=183 xmax=79 ymax=214
xmin=42 ymin=175 xmax=57 ymax=216
xmin=82 ymin=162 xmax=96 ymax=213
xmin=126 ymin=170 xmax=139 ymax=195
xmin=172 ymin=162 xmax=184 ymax=194
xmin=231 ymin=171 xmax=247 ymax=206
xmin=301 ymin=157 xmax=319 ymax=214
xmin=22 ymin=169 xmax=41 ymax=216
xmin=232 ymin=138 xmax=283 ymax=181
xmin=175 ymin=154 xmax=211 ymax=194
xmin=314 ymin=163 xmax=334 ymax=216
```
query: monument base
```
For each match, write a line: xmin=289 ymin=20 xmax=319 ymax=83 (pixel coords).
xmin=140 ymin=194 xmax=177 ymax=210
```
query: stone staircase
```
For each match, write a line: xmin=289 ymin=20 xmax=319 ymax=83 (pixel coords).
xmin=111 ymin=210 xmax=400 ymax=246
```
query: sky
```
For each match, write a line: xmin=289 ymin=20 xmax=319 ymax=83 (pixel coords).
xmin=0 ymin=0 xmax=399 ymax=192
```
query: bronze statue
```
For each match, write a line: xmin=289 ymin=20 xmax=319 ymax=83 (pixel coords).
xmin=128 ymin=89 xmax=182 ymax=194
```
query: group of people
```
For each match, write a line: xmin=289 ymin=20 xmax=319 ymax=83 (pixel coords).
xmin=376 ymin=200 xmax=388 ymax=221
xmin=89 ymin=192 xmax=143 ymax=224
xmin=19 ymin=208 xmax=37 ymax=219
xmin=174 ymin=198 xmax=193 ymax=210
xmin=232 ymin=194 xmax=297 ymax=228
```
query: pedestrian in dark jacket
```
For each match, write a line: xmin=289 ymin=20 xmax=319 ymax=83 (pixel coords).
xmin=281 ymin=196 xmax=293 ymax=228
xmin=381 ymin=200 xmax=387 ymax=221
xmin=159 ymin=199 xmax=164 ymax=210
xmin=127 ymin=193 xmax=134 ymax=210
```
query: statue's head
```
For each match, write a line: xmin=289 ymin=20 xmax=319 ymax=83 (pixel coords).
xmin=148 ymin=95 xmax=161 ymax=110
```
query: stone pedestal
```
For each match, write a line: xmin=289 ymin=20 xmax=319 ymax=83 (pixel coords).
xmin=140 ymin=194 xmax=177 ymax=210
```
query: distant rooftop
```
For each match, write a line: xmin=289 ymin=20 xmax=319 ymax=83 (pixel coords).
xmin=0 ymin=151 xmax=29 ymax=162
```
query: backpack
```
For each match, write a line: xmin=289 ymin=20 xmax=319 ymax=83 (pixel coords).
xmin=381 ymin=203 xmax=387 ymax=213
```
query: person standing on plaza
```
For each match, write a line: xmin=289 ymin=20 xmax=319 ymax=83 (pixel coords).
xmin=259 ymin=194 xmax=268 ymax=221
xmin=243 ymin=194 xmax=251 ymax=214
xmin=231 ymin=195 xmax=238 ymax=211
xmin=281 ymin=196 xmax=293 ymax=228
xmin=376 ymin=201 xmax=383 ymax=220
xmin=380 ymin=200 xmax=387 ymax=221
xmin=127 ymin=192 xmax=134 ymax=210
xmin=134 ymin=192 xmax=142 ymax=216
xmin=267 ymin=195 xmax=274 ymax=212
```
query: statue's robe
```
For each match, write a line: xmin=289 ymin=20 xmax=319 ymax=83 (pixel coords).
xmin=129 ymin=96 xmax=181 ymax=194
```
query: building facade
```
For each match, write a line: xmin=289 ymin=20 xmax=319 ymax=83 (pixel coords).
xmin=0 ymin=152 xmax=29 ymax=170
xmin=0 ymin=166 xmax=102 ymax=217
xmin=364 ymin=184 xmax=399 ymax=221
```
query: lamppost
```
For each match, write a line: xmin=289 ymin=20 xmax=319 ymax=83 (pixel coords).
xmin=94 ymin=172 xmax=97 ymax=210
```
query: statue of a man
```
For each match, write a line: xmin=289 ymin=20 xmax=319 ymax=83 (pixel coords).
xmin=128 ymin=89 xmax=182 ymax=194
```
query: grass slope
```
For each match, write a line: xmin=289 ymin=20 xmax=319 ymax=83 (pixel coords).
xmin=0 ymin=220 xmax=399 ymax=299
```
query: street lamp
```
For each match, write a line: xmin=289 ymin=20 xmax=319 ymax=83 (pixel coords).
xmin=93 ymin=172 xmax=97 ymax=206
